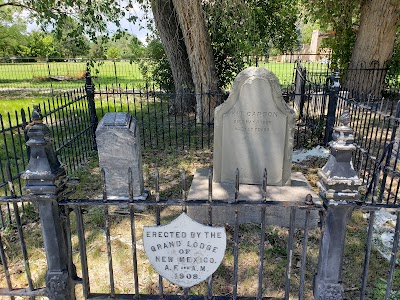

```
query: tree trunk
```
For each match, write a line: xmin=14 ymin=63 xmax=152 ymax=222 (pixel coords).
xmin=172 ymin=0 xmax=220 ymax=121
xmin=345 ymin=0 xmax=400 ymax=97
xmin=150 ymin=0 xmax=195 ymax=113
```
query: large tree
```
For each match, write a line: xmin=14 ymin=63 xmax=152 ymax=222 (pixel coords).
xmin=1 ymin=0 xmax=299 ymax=117
xmin=149 ymin=0 xmax=300 ymax=118
xmin=172 ymin=0 xmax=219 ymax=118
xmin=150 ymin=0 xmax=195 ymax=114
xmin=302 ymin=0 xmax=400 ymax=95
xmin=53 ymin=17 xmax=90 ymax=57
xmin=346 ymin=0 xmax=400 ymax=95
xmin=0 ymin=4 xmax=27 ymax=56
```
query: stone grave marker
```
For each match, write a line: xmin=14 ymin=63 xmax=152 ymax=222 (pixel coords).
xmin=188 ymin=67 xmax=320 ymax=227
xmin=213 ymin=67 xmax=295 ymax=185
xmin=96 ymin=112 xmax=144 ymax=199
xmin=143 ymin=213 xmax=226 ymax=288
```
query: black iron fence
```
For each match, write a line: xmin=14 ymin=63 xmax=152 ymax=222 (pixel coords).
xmin=2 ymin=62 xmax=400 ymax=298
xmin=294 ymin=64 xmax=400 ymax=205
xmin=2 ymin=65 xmax=400 ymax=203
xmin=0 ymin=87 xmax=92 ymax=195
xmin=335 ymin=91 xmax=400 ymax=205
xmin=94 ymin=83 xmax=222 ymax=151
xmin=0 ymin=55 xmax=331 ymax=96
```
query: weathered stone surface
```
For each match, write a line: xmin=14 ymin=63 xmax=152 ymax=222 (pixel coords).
xmin=143 ymin=213 xmax=226 ymax=288
xmin=96 ymin=112 xmax=144 ymax=198
xmin=317 ymin=109 xmax=362 ymax=202
xmin=187 ymin=169 xmax=320 ymax=228
xmin=213 ymin=67 xmax=295 ymax=185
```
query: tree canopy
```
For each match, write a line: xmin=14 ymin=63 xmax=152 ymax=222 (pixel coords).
xmin=0 ymin=4 xmax=27 ymax=56
xmin=205 ymin=0 xmax=300 ymax=89
xmin=302 ymin=0 xmax=400 ymax=95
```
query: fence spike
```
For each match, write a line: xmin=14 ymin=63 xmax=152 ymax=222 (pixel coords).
xmin=128 ymin=167 xmax=133 ymax=201
xmin=181 ymin=169 xmax=187 ymax=201
xmin=101 ymin=168 xmax=107 ymax=200
xmin=155 ymin=168 xmax=160 ymax=202
xmin=262 ymin=168 xmax=267 ymax=201
xmin=235 ymin=168 xmax=239 ymax=202
xmin=208 ymin=168 xmax=213 ymax=202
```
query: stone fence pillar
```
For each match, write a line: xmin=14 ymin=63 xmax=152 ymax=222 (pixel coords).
xmin=22 ymin=106 xmax=75 ymax=300
xmin=314 ymin=110 xmax=362 ymax=299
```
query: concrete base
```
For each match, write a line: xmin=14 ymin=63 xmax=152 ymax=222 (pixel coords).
xmin=187 ymin=169 xmax=321 ymax=228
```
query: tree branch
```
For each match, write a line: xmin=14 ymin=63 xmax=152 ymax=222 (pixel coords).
xmin=0 ymin=1 xmax=33 ymax=11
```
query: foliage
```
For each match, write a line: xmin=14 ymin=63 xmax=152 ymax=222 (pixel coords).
xmin=372 ymin=277 xmax=400 ymax=300
xmin=1 ymin=0 xmax=300 ymax=90
xmin=105 ymin=46 xmax=121 ymax=59
xmin=0 ymin=5 xmax=27 ymax=56
xmin=0 ymin=22 xmax=27 ymax=56
xmin=17 ymin=31 xmax=57 ymax=57
xmin=52 ymin=17 xmax=90 ymax=57
xmin=204 ymin=0 xmax=300 ymax=89
xmin=104 ymin=32 xmax=145 ymax=59
xmin=386 ymin=27 xmax=400 ymax=88
xmin=138 ymin=37 xmax=174 ymax=91
xmin=300 ymin=0 xmax=360 ymax=68
xmin=298 ymin=21 xmax=320 ymax=45
xmin=89 ymin=39 xmax=106 ymax=59
xmin=141 ymin=0 xmax=301 ymax=91
xmin=0 ymin=0 xmax=137 ymax=41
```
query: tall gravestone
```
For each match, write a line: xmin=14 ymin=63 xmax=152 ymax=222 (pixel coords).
xmin=213 ymin=67 xmax=295 ymax=185
xmin=96 ymin=112 xmax=144 ymax=198
xmin=188 ymin=67 xmax=319 ymax=227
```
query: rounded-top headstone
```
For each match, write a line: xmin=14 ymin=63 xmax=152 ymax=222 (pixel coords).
xmin=213 ymin=67 xmax=295 ymax=185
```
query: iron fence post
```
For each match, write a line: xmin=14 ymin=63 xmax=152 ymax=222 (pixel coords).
xmin=294 ymin=61 xmax=306 ymax=118
xmin=85 ymin=69 xmax=98 ymax=150
xmin=324 ymin=71 xmax=341 ymax=145
xmin=22 ymin=107 xmax=75 ymax=300
xmin=314 ymin=110 xmax=362 ymax=300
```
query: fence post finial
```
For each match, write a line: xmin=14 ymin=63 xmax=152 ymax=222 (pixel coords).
xmin=23 ymin=106 xmax=66 ymax=195
xmin=22 ymin=107 xmax=75 ymax=300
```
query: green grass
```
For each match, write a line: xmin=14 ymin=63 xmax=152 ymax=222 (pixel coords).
xmin=0 ymin=60 xmax=321 ymax=95
xmin=0 ymin=97 xmax=44 ymax=122
xmin=257 ymin=61 xmax=297 ymax=86
xmin=0 ymin=60 xmax=146 ymax=91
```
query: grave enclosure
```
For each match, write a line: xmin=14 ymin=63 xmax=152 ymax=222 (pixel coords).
xmin=90 ymin=67 xmax=358 ymax=298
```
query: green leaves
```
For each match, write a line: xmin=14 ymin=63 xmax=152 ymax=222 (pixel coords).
xmin=205 ymin=0 xmax=300 ymax=89
xmin=300 ymin=0 xmax=360 ymax=68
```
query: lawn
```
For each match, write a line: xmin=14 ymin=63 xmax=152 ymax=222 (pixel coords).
xmin=0 ymin=59 xmax=311 ymax=95
xmin=0 ymin=60 xmax=146 ymax=91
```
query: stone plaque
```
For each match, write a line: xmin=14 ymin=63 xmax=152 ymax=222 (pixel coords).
xmin=143 ymin=213 xmax=226 ymax=288
xmin=213 ymin=67 xmax=295 ymax=185
xmin=96 ymin=112 xmax=144 ymax=198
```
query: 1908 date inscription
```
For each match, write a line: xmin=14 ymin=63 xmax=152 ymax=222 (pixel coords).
xmin=143 ymin=213 xmax=226 ymax=288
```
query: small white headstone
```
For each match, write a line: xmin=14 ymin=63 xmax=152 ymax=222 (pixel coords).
xmin=143 ymin=213 xmax=226 ymax=288
xmin=213 ymin=67 xmax=295 ymax=185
